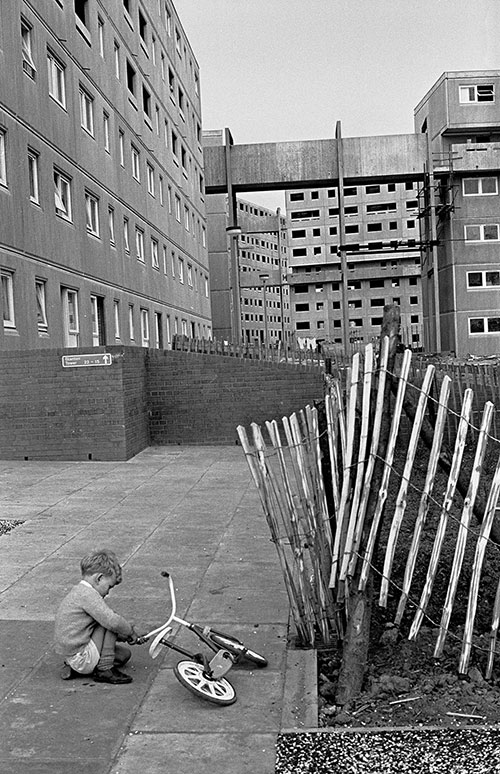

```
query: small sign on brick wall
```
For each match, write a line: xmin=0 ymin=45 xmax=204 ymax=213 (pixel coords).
xmin=62 ymin=353 xmax=112 ymax=368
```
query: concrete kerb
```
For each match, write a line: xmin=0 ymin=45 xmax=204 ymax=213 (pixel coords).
xmin=280 ymin=644 xmax=318 ymax=732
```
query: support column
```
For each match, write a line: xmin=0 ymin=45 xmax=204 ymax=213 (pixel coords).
xmin=335 ymin=121 xmax=350 ymax=356
xmin=224 ymin=128 xmax=241 ymax=344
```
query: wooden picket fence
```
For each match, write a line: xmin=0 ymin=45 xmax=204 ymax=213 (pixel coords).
xmin=238 ymin=339 xmax=500 ymax=676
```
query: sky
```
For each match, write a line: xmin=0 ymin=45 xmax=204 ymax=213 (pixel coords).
xmin=174 ymin=0 xmax=500 ymax=210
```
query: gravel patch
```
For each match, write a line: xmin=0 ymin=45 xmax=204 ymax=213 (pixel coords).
xmin=276 ymin=727 xmax=500 ymax=773
xmin=0 ymin=519 xmax=24 ymax=537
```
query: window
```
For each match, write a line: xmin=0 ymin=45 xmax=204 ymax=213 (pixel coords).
xmin=367 ymin=223 xmax=382 ymax=232
xmin=108 ymin=206 xmax=115 ymax=245
xmin=1 ymin=270 xmax=15 ymax=330
xmin=371 ymin=298 xmax=385 ymax=307
xmin=406 ymin=200 xmax=418 ymax=211
xmin=463 ymin=177 xmax=498 ymax=196
xmin=460 ymin=84 xmax=495 ymax=103
xmin=184 ymin=205 xmax=189 ymax=231
xmin=345 ymin=206 xmax=358 ymax=216
xmin=140 ymin=308 xmax=150 ymax=346
xmin=131 ymin=145 xmax=140 ymax=181
xmin=147 ymin=163 xmax=155 ymax=195
xmin=295 ymin=303 xmax=309 ymax=312
xmin=165 ymin=5 xmax=172 ymax=35
xmin=126 ymin=60 xmax=136 ymax=97
xmin=469 ymin=317 xmax=500 ymax=334
xmin=128 ymin=304 xmax=135 ymax=340
xmin=114 ymin=41 xmax=120 ymax=79
xmin=151 ymin=238 xmax=159 ymax=269
xmin=135 ymin=227 xmax=145 ymax=261
xmin=168 ymin=67 xmax=175 ymax=95
xmin=28 ymin=150 xmax=39 ymax=203
xmin=61 ymin=287 xmax=79 ymax=346
xmin=154 ymin=312 xmax=163 ymax=348
xmin=344 ymin=187 xmax=357 ymax=196
xmin=187 ymin=264 xmax=193 ymax=287
xmin=366 ymin=185 xmax=380 ymax=194
xmin=171 ymin=129 xmax=178 ymax=157
xmin=98 ymin=16 xmax=105 ymax=57
xmin=160 ymin=52 xmax=165 ymax=80
xmin=142 ymin=85 xmax=151 ymax=121
xmin=90 ymin=295 xmax=105 ymax=346
xmin=75 ymin=0 xmax=89 ymax=28
xmin=103 ymin=112 xmax=110 ymax=152
xmin=54 ymin=170 xmax=72 ymax=220
xmin=178 ymin=87 xmax=185 ymax=116
xmin=296 ymin=321 xmax=311 ymax=330
xmin=407 ymin=220 xmax=416 ymax=229
xmin=410 ymin=296 xmax=418 ymax=305
xmin=467 ymin=270 xmax=500 ymax=288
xmin=118 ymin=130 xmax=125 ymax=166
xmin=175 ymin=195 xmax=181 ymax=222
xmin=345 ymin=224 xmax=359 ymax=234
xmin=35 ymin=279 xmax=48 ymax=332
xmin=290 ymin=209 xmax=320 ymax=221
xmin=465 ymin=224 xmax=499 ymax=241
xmin=290 ymin=192 xmax=304 ymax=202
xmin=0 ymin=131 xmax=5 ymax=186
xmin=175 ymin=29 xmax=182 ymax=55
xmin=79 ymin=87 xmax=94 ymax=135
xmin=369 ymin=279 xmax=385 ymax=289
xmin=178 ymin=257 xmax=184 ymax=283
xmin=47 ymin=50 xmax=66 ymax=107
xmin=85 ymin=192 xmax=100 ymax=236
xmin=292 ymin=229 xmax=307 ymax=239
xmin=21 ymin=18 xmax=36 ymax=79
xmin=171 ymin=251 xmax=176 ymax=277
xmin=159 ymin=175 xmax=164 ymax=205
xmin=138 ymin=9 xmax=147 ymax=44
xmin=123 ymin=217 xmax=130 ymax=252
xmin=114 ymin=300 xmax=120 ymax=340
xmin=366 ymin=202 xmax=397 ymax=214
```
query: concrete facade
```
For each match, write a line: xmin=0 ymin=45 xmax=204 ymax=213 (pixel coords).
xmin=285 ymin=184 xmax=423 ymax=350
xmin=206 ymin=189 xmax=290 ymax=345
xmin=416 ymin=71 xmax=500 ymax=356
xmin=1 ymin=0 xmax=211 ymax=352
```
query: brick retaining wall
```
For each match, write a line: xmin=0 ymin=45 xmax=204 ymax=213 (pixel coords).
xmin=0 ymin=347 xmax=325 ymax=460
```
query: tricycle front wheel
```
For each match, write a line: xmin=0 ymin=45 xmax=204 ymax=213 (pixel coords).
xmin=173 ymin=660 xmax=237 ymax=705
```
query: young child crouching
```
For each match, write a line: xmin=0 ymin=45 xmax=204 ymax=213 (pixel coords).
xmin=54 ymin=549 xmax=139 ymax=684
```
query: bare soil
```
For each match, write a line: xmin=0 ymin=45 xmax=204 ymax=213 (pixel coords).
xmin=318 ymin=438 xmax=500 ymax=728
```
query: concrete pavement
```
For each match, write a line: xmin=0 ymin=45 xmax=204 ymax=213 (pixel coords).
xmin=0 ymin=447 xmax=316 ymax=774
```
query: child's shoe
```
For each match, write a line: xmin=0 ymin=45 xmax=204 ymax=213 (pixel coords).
xmin=60 ymin=663 xmax=77 ymax=680
xmin=93 ymin=668 xmax=133 ymax=684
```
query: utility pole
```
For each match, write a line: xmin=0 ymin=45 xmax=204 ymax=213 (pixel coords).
xmin=335 ymin=121 xmax=350 ymax=357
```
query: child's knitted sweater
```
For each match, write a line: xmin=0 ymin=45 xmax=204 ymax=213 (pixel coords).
xmin=54 ymin=580 xmax=133 ymax=656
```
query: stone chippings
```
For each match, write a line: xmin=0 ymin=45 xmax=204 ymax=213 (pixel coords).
xmin=0 ymin=519 xmax=23 ymax=537
xmin=275 ymin=728 xmax=500 ymax=773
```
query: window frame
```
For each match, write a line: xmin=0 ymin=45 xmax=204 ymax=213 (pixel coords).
xmin=28 ymin=149 xmax=39 ymax=203
xmin=47 ymin=50 xmax=66 ymax=108
xmin=469 ymin=316 xmax=500 ymax=335
xmin=35 ymin=278 xmax=48 ymax=332
xmin=135 ymin=226 xmax=145 ymax=262
xmin=463 ymin=177 xmax=498 ymax=196
xmin=85 ymin=191 xmax=100 ymax=236
xmin=464 ymin=223 xmax=500 ymax=242
xmin=1 ymin=270 xmax=16 ymax=330
xmin=54 ymin=169 xmax=72 ymax=221
xmin=21 ymin=17 xmax=37 ymax=79
xmin=459 ymin=84 xmax=495 ymax=104
xmin=79 ymin=86 xmax=94 ymax=136
xmin=467 ymin=270 xmax=500 ymax=289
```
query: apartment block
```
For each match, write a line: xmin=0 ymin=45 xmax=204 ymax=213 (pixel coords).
xmin=286 ymin=184 xmax=423 ymax=350
xmin=1 ymin=0 xmax=211 ymax=351
xmin=416 ymin=71 xmax=500 ymax=356
xmin=206 ymin=189 xmax=290 ymax=345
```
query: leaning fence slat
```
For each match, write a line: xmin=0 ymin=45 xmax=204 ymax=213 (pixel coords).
xmin=358 ymin=347 xmax=413 ymax=591
xmin=408 ymin=389 xmax=474 ymax=641
xmin=306 ymin=405 xmax=333 ymax=550
xmin=434 ymin=401 xmax=494 ymax=658
xmin=325 ymin=392 xmax=341 ymax=515
xmin=249 ymin=422 xmax=311 ymax=644
xmin=379 ymin=364 xmax=435 ymax=607
xmin=347 ymin=336 xmax=390 ymax=579
xmin=394 ymin=375 xmax=452 ymax=625
xmin=340 ymin=343 xmax=374 ymax=580
xmin=461 ymin=451 xmax=500 ymax=675
xmin=329 ymin=352 xmax=360 ymax=588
